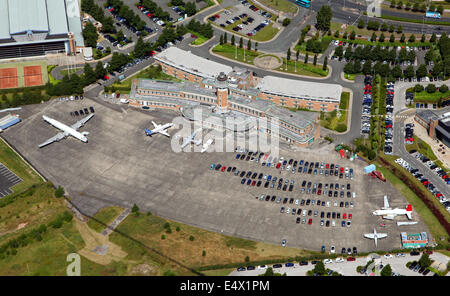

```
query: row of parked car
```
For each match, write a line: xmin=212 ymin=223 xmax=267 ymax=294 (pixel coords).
xmin=58 ymin=95 xmax=83 ymax=101
xmin=136 ymin=4 xmax=168 ymax=26
xmin=395 ymin=156 xmax=449 ymax=211
xmin=384 ymin=81 xmax=395 ymax=155
xmin=404 ymin=123 xmax=414 ymax=144
xmin=70 ymin=106 xmax=95 ymax=117
xmin=361 ymin=75 xmax=373 ymax=135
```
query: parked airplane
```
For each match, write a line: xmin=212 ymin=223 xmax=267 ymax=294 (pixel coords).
xmin=144 ymin=121 xmax=174 ymax=137
xmin=38 ymin=114 xmax=94 ymax=148
xmin=364 ymin=228 xmax=387 ymax=247
xmin=181 ymin=129 xmax=202 ymax=149
xmin=373 ymin=195 xmax=413 ymax=220
xmin=200 ymin=138 xmax=214 ymax=153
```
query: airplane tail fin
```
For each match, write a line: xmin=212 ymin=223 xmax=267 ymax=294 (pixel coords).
xmin=144 ymin=129 xmax=153 ymax=136
xmin=406 ymin=209 xmax=413 ymax=220
xmin=406 ymin=204 xmax=412 ymax=211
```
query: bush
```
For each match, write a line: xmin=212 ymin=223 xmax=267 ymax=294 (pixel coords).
xmin=426 ymin=84 xmax=436 ymax=93
xmin=189 ymin=235 xmax=195 ymax=241
xmin=282 ymin=18 xmax=291 ymax=27
xmin=54 ymin=186 xmax=64 ymax=198
xmin=439 ymin=84 xmax=448 ymax=93
xmin=161 ymin=234 xmax=165 ymax=240
xmin=336 ymin=124 xmax=347 ymax=132
xmin=414 ymin=84 xmax=424 ymax=92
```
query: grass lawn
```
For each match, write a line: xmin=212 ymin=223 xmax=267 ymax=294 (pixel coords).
xmin=256 ymin=0 xmax=298 ymax=13
xmin=47 ymin=65 xmax=61 ymax=85
xmin=320 ymin=92 xmax=349 ymax=132
xmin=109 ymin=212 xmax=316 ymax=275
xmin=60 ymin=67 xmax=83 ymax=77
xmin=376 ymin=156 xmax=450 ymax=247
xmin=294 ymin=36 xmax=332 ymax=55
xmin=413 ymin=91 xmax=450 ymax=104
xmin=344 ymin=73 xmax=357 ymax=80
xmin=276 ymin=58 xmax=328 ymax=77
xmin=191 ymin=35 xmax=210 ymax=45
xmin=87 ymin=206 xmax=124 ymax=233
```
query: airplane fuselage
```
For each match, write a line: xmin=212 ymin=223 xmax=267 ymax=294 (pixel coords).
xmin=373 ymin=208 xmax=411 ymax=219
xmin=43 ymin=115 xmax=87 ymax=142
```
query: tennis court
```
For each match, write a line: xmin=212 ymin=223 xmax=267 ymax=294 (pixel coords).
xmin=24 ymin=65 xmax=43 ymax=87
xmin=0 ymin=60 xmax=48 ymax=89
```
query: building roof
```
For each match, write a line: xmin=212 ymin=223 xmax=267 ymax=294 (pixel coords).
xmin=256 ymin=76 xmax=343 ymax=102
xmin=8 ymin=0 xmax=49 ymax=35
xmin=47 ymin=0 xmax=69 ymax=35
xmin=265 ymin=105 xmax=318 ymax=129
xmin=65 ymin=0 xmax=84 ymax=46
xmin=416 ymin=109 xmax=437 ymax=123
xmin=0 ymin=0 xmax=10 ymax=39
xmin=154 ymin=47 xmax=233 ymax=79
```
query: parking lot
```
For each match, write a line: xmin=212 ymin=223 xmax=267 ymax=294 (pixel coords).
xmin=0 ymin=162 xmax=22 ymax=198
xmin=209 ymin=0 xmax=273 ymax=37
xmin=1 ymin=98 xmax=430 ymax=252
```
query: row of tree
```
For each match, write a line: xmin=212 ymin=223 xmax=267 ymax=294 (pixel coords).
xmin=414 ymin=83 xmax=449 ymax=94
xmin=358 ymin=19 xmax=404 ymax=34
xmin=186 ymin=20 xmax=213 ymax=39
xmin=334 ymin=44 xmax=416 ymax=63
xmin=390 ymin=0 xmax=444 ymax=14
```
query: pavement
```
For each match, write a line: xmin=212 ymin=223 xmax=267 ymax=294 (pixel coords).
xmin=228 ymin=252 xmax=450 ymax=276
xmin=0 ymin=162 xmax=22 ymax=198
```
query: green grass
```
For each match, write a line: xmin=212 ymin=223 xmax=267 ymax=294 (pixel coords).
xmin=187 ymin=30 xmax=212 ymax=46
xmin=320 ymin=92 xmax=349 ymax=132
xmin=0 ymin=60 xmax=48 ymax=88
xmin=413 ymin=91 xmax=450 ymax=104
xmin=60 ymin=67 xmax=82 ymax=77
xmin=47 ymin=65 xmax=61 ymax=85
xmin=276 ymin=58 xmax=328 ymax=77
xmin=213 ymin=43 xmax=261 ymax=64
xmin=376 ymin=156 xmax=450 ymax=247
xmin=202 ymin=268 xmax=234 ymax=276
xmin=294 ymin=36 xmax=333 ymax=55
xmin=379 ymin=14 xmax=450 ymax=26
xmin=87 ymin=206 xmax=124 ymax=233
xmin=344 ymin=73 xmax=357 ymax=80
xmin=255 ymin=0 xmax=298 ymax=13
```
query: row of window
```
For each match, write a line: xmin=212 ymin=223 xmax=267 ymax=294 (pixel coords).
xmin=263 ymin=91 xmax=337 ymax=103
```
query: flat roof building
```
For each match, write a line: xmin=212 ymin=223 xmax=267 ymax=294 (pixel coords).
xmin=0 ymin=0 xmax=83 ymax=59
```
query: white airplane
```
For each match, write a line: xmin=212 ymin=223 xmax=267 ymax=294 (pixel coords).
xmin=373 ymin=195 xmax=413 ymax=220
xmin=364 ymin=228 xmax=387 ymax=247
xmin=38 ymin=114 xmax=94 ymax=148
xmin=144 ymin=121 xmax=174 ymax=137
xmin=181 ymin=129 xmax=202 ymax=149
xmin=200 ymin=138 xmax=214 ymax=153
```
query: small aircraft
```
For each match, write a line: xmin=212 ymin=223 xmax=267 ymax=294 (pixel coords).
xmin=144 ymin=121 xmax=174 ymax=137
xmin=181 ymin=129 xmax=202 ymax=149
xmin=38 ymin=114 xmax=94 ymax=148
xmin=364 ymin=228 xmax=387 ymax=247
xmin=373 ymin=195 xmax=413 ymax=220
xmin=200 ymin=138 xmax=214 ymax=153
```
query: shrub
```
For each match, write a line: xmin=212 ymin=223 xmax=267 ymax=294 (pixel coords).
xmin=54 ymin=186 xmax=64 ymax=198
xmin=426 ymin=84 xmax=436 ymax=93
xmin=189 ymin=235 xmax=195 ymax=241
xmin=161 ymin=234 xmax=165 ymax=240
xmin=439 ymin=84 xmax=448 ymax=93
xmin=282 ymin=18 xmax=291 ymax=26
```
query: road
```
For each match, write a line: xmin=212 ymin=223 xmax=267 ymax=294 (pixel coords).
xmin=228 ymin=252 xmax=449 ymax=276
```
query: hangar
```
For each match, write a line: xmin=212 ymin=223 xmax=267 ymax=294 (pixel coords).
xmin=0 ymin=0 xmax=84 ymax=59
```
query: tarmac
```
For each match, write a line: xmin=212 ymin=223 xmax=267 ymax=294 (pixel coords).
xmin=0 ymin=98 xmax=431 ymax=252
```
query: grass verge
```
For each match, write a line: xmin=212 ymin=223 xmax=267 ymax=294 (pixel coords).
xmin=87 ymin=206 xmax=124 ymax=233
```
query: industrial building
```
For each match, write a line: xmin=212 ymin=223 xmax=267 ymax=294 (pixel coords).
xmin=153 ymin=47 xmax=342 ymax=112
xmin=0 ymin=0 xmax=84 ymax=60
xmin=415 ymin=108 xmax=450 ymax=148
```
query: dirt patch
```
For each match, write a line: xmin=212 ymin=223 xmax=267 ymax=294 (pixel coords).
xmin=254 ymin=55 xmax=282 ymax=70
xmin=75 ymin=219 xmax=128 ymax=265
xmin=130 ymin=263 xmax=158 ymax=275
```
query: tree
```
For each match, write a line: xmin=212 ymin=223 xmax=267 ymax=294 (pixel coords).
xmin=334 ymin=30 xmax=340 ymax=38
xmin=381 ymin=23 xmax=388 ymax=32
xmin=405 ymin=2 xmax=411 ymax=10
xmin=390 ymin=0 xmax=396 ymax=7
xmin=282 ymin=18 xmax=291 ymax=26
xmin=358 ymin=19 xmax=365 ymax=29
xmin=404 ymin=65 xmax=414 ymax=78
xmin=231 ymin=34 xmax=235 ymax=46
xmin=224 ymin=33 xmax=228 ymax=44
xmin=287 ymin=48 xmax=291 ymax=61
xmin=55 ymin=186 xmax=64 ymax=198
xmin=334 ymin=45 xmax=344 ymax=57
xmin=397 ymin=0 xmax=403 ymax=9
xmin=421 ymin=34 xmax=426 ymax=43
xmin=219 ymin=34 xmax=223 ymax=45
xmin=419 ymin=253 xmax=432 ymax=268
xmin=102 ymin=16 xmax=116 ymax=34
xmin=420 ymin=3 xmax=426 ymax=12
xmin=304 ymin=52 xmax=309 ymax=64
xmin=379 ymin=33 xmax=385 ymax=42
xmin=437 ymin=5 xmax=444 ymax=15
xmin=426 ymin=84 xmax=437 ymax=93
xmin=396 ymin=25 xmax=403 ymax=34
xmin=380 ymin=264 xmax=392 ymax=276
xmin=430 ymin=33 xmax=437 ymax=43
xmin=116 ymin=30 xmax=125 ymax=42
xmin=414 ymin=84 xmax=424 ymax=92
xmin=82 ymin=22 xmax=99 ymax=48
xmin=416 ymin=64 xmax=428 ymax=78
xmin=323 ymin=56 xmax=328 ymax=71
xmin=247 ymin=39 xmax=251 ymax=51
xmin=354 ymin=59 xmax=362 ymax=73
xmin=185 ymin=2 xmax=197 ymax=17
xmin=344 ymin=62 xmax=354 ymax=74
xmin=440 ymin=84 xmax=449 ymax=93
xmin=350 ymin=30 xmax=356 ymax=40
xmin=132 ymin=204 xmax=139 ymax=213
xmin=390 ymin=34 xmax=395 ymax=43
xmin=316 ymin=5 xmax=332 ymax=31
xmin=94 ymin=61 xmax=106 ymax=79
xmin=133 ymin=36 xmax=148 ymax=58
xmin=296 ymin=49 xmax=300 ymax=62
xmin=83 ymin=63 xmax=96 ymax=86
xmin=255 ymin=42 xmax=258 ymax=52
xmin=262 ymin=267 xmax=274 ymax=276
xmin=408 ymin=34 xmax=415 ymax=43
xmin=371 ymin=32 xmax=377 ymax=42
xmin=400 ymin=34 xmax=405 ymax=43
xmin=430 ymin=3 xmax=436 ymax=11
xmin=313 ymin=54 xmax=317 ymax=65
xmin=389 ymin=24 xmax=395 ymax=33
xmin=343 ymin=31 xmax=348 ymax=40
xmin=313 ymin=261 xmax=326 ymax=275
xmin=412 ymin=2 xmax=419 ymax=11
xmin=363 ymin=60 xmax=373 ymax=75
xmin=239 ymin=37 xmax=243 ymax=48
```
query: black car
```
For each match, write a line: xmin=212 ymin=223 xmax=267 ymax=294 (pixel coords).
xmin=299 ymin=261 xmax=308 ymax=266
xmin=273 ymin=264 xmax=282 ymax=268
xmin=79 ymin=109 xmax=84 ymax=115
xmin=240 ymin=171 xmax=246 ymax=177
xmin=237 ymin=266 xmax=246 ymax=271
xmin=296 ymin=217 xmax=301 ymax=224
xmin=353 ymin=247 xmax=357 ymax=254
xmin=246 ymin=171 xmax=252 ymax=178
xmin=74 ymin=111 xmax=79 ymax=116
xmin=341 ymin=248 xmax=346 ymax=254
xmin=283 ymin=198 xmax=288 ymax=204
xmin=247 ymin=266 xmax=255 ymax=270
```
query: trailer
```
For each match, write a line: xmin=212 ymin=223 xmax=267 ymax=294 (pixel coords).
xmin=0 ymin=114 xmax=20 ymax=132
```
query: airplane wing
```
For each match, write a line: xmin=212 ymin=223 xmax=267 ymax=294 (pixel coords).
xmin=193 ymin=139 xmax=202 ymax=145
xmin=152 ymin=121 xmax=159 ymax=128
xmin=38 ymin=132 xmax=67 ymax=148
xmin=71 ymin=114 xmax=94 ymax=130
xmin=377 ymin=233 xmax=387 ymax=238
xmin=159 ymin=130 xmax=170 ymax=137
xmin=383 ymin=215 xmax=395 ymax=220
xmin=383 ymin=196 xmax=390 ymax=209
xmin=364 ymin=234 xmax=375 ymax=239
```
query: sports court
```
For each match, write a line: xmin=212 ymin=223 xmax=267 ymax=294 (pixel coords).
xmin=0 ymin=60 xmax=48 ymax=89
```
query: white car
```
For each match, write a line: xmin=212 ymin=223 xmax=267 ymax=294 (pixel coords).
xmin=258 ymin=265 xmax=267 ymax=270
xmin=395 ymin=253 xmax=406 ymax=257
xmin=323 ymin=259 xmax=333 ymax=264
xmin=335 ymin=258 xmax=345 ymax=263
xmin=395 ymin=158 xmax=404 ymax=164
xmin=334 ymin=201 xmax=338 ymax=207
xmin=330 ymin=245 xmax=336 ymax=253
xmin=384 ymin=254 xmax=393 ymax=259
xmin=352 ymin=192 xmax=356 ymax=199
xmin=331 ymin=220 xmax=336 ymax=227
xmin=326 ymin=201 xmax=330 ymax=207
xmin=295 ymin=199 xmax=299 ymax=205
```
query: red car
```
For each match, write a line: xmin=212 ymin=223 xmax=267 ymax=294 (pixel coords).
xmin=215 ymin=14 xmax=220 ymax=18
xmin=251 ymin=180 xmax=256 ymax=186
xmin=149 ymin=51 xmax=156 ymax=56
xmin=349 ymin=214 xmax=352 ymax=219
xmin=424 ymin=250 xmax=433 ymax=255
xmin=340 ymin=167 xmax=344 ymax=172
xmin=264 ymin=154 xmax=269 ymax=160
xmin=317 ymin=189 xmax=322 ymax=195
xmin=247 ymin=33 xmax=253 ymax=37
xmin=423 ymin=181 xmax=430 ymax=186
xmin=308 ymin=219 xmax=312 ymax=225
xmin=436 ymin=193 xmax=443 ymax=198
xmin=104 ymin=75 xmax=109 ymax=80
xmin=325 ymin=163 xmax=329 ymax=169
xmin=137 ymin=5 xmax=143 ymax=9
xmin=343 ymin=213 xmax=347 ymax=219
xmin=276 ymin=163 xmax=281 ymax=169
xmin=221 ymin=166 xmax=227 ymax=172
xmin=347 ymin=257 xmax=356 ymax=261
xmin=442 ymin=175 xmax=448 ymax=180
xmin=191 ymin=34 xmax=197 ymax=38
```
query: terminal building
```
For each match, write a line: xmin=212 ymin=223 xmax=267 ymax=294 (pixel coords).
xmin=0 ymin=0 xmax=84 ymax=60
xmin=415 ymin=108 xmax=450 ymax=148
xmin=129 ymin=71 xmax=321 ymax=147
xmin=153 ymin=47 xmax=342 ymax=112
